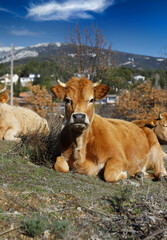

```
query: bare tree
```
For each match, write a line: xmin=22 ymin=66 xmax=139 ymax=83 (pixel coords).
xmin=67 ymin=22 xmax=112 ymax=79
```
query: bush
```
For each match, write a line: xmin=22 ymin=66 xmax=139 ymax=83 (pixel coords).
xmin=52 ymin=220 xmax=69 ymax=239
xmin=113 ymin=80 xmax=167 ymax=120
xmin=22 ymin=217 xmax=48 ymax=237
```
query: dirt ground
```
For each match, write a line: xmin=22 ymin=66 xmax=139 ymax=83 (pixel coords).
xmin=0 ymin=141 xmax=167 ymax=239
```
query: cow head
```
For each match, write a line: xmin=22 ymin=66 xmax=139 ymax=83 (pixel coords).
xmin=154 ymin=113 xmax=167 ymax=143
xmin=133 ymin=113 xmax=167 ymax=144
xmin=51 ymin=77 xmax=109 ymax=132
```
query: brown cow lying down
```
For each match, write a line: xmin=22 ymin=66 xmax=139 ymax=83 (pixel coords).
xmin=132 ymin=113 xmax=167 ymax=144
xmin=51 ymin=77 xmax=167 ymax=182
xmin=0 ymin=103 xmax=49 ymax=141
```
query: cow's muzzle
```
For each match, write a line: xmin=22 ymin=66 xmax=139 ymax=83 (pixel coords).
xmin=70 ymin=112 xmax=89 ymax=131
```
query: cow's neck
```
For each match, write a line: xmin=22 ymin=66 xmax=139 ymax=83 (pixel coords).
xmin=71 ymin=128 xmax=89 ymax=163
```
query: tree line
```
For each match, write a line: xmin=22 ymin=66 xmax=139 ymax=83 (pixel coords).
xmin=1 ymin=22 xmax=167 ymax=96
xmin=1 ymin=60 xmax=167 ymax=96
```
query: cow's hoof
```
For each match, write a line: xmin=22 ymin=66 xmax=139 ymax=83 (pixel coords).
xmin=160 ymin=176 xmax=167 ymax=182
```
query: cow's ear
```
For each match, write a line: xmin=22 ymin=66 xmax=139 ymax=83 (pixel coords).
xmin=94 ymin=85 xmax=109 ymax=100
xmin=50 ymin=85 xmax=66 ymax=100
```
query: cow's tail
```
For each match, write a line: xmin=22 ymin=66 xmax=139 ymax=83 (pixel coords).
xmin=141 ymin=144 xmax=166 ymax=179
xmin=150 ymin=145 xmax=167 ymax=178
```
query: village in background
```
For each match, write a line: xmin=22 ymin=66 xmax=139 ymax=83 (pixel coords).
xmin=0 ymin=70 xmax=154 ymax=105
xmin=0 ymin=72 xmax=119 ymax=105
xmin=1 ymin=24 xmax=167 ymax=120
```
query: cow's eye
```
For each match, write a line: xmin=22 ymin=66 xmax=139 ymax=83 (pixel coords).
xmin=89 ymin=98 xmax=94 ymax=103
xmin=65 ymin=97 xmax=71 ymax=104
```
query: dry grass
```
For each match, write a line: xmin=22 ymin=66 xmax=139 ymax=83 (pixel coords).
xmin=10 ymin=114 xmax=64 ymax=168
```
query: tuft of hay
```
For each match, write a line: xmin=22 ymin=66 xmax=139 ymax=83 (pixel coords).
xmin=11 ymin=114 xmax=64 ymax=168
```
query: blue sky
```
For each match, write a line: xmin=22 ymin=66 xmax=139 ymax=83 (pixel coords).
xmin=0 ymin=0 xmax=167 ymax=57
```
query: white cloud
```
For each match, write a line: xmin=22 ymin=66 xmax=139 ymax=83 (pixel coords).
xmin=0 ymin=7 xmax=14 ymax=14
xmin=10 ymin=28 xmax=43 ymax=37
xmin=26 ymin=0 xmax=114 ymax=21
xmin=0 ymin=7 xmax=9 ymax=12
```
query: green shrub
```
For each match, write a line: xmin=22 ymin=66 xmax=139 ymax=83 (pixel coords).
xmin=22 ymin=217 xmax=48 ymax=237
xmin=110 ymin=187 xmax=132 ymax=212
xmin=52 ymin=220 xmax=69 ymax=239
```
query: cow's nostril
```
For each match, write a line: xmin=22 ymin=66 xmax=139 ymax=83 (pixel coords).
xmin=73 ymin=113 xmax=86 ymax=122
xmin=82 ymin=114 xmax=85 ymax=120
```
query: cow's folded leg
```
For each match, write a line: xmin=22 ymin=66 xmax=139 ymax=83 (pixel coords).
xmin=73 ymin=159 xmax=103 ymax=176
xmin=54 ymin=156 xmax=69 ymax=173
xmin=148 ymin=147 xmax=167 ymax=180
xmin=104 ymin=159 xmax=128 ymax=182
xmin=3 ymin=128 xmax=21 ymax=141
xmin=154 ymin=160 xmax=167 ymax=180
xmin=0 ymin=127 xmax=5 ymax=140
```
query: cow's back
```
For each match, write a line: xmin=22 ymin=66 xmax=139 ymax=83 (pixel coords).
xmin=13 ymin=106 xmax=49 ymax=134
xmin=0 ymin=103 xmax=18 ymax=125
xmin=87 ymin=115 xmax=157 ymax=175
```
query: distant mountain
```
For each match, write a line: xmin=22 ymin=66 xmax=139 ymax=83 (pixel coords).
xmin=0 ymin=42 xmax=166 ymax=70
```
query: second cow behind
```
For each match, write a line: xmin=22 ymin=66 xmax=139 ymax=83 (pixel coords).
xmin=0 ymin=103 xmax=49 ymax=141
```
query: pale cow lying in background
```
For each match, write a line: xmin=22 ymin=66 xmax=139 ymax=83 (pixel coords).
xmin=132 ymin=113 xmax=167 ymax=144
xmin=0 ymin=85 xmax=49 ymax=141
xmin=0 ymin=103 xmax=49 ymax=141
xmin=51 ymin=77 xmax=167 ymax=182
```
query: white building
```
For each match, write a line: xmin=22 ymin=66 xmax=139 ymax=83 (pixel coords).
xmin=0 ymin=73 xmax=40 ymax=87
xmin=134 ymin=75 xmax=146 ymax=81
xmin=96 ymin=94 xmax=117 ymax=104
xmin=0 ymin=74 xmax=19 ymax=84
xmin=20 ymin=77 xmax=34 ymax=86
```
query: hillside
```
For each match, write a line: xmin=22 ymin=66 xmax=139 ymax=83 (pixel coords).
xmin=0 ymin=116 xmax=167 ymax=239
xmin=0 ymin=141 xmax=167 ymax=239
xmin=0 ymin=42 xmax=167 ymax=70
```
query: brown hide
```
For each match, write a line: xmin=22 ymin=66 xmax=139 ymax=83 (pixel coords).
xmin=132 ymin=113 xmax=167 ymax=144
xmin=51 ymin=77 xmax=167 ymax=182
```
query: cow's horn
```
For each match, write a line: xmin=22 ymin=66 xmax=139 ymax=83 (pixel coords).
xmin=157 ymin=113 xmax=163 ymax=120
xmin=93 ymin=79 xmax=102 ymax=87
xmin=0 ymin=80 xmax=7 ymax=93
xmin=57 ymin=79 xmax=66 ymax=88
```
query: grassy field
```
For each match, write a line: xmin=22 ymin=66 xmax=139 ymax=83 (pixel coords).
xmin=0 ymin=138 xmax=167 ymax=239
